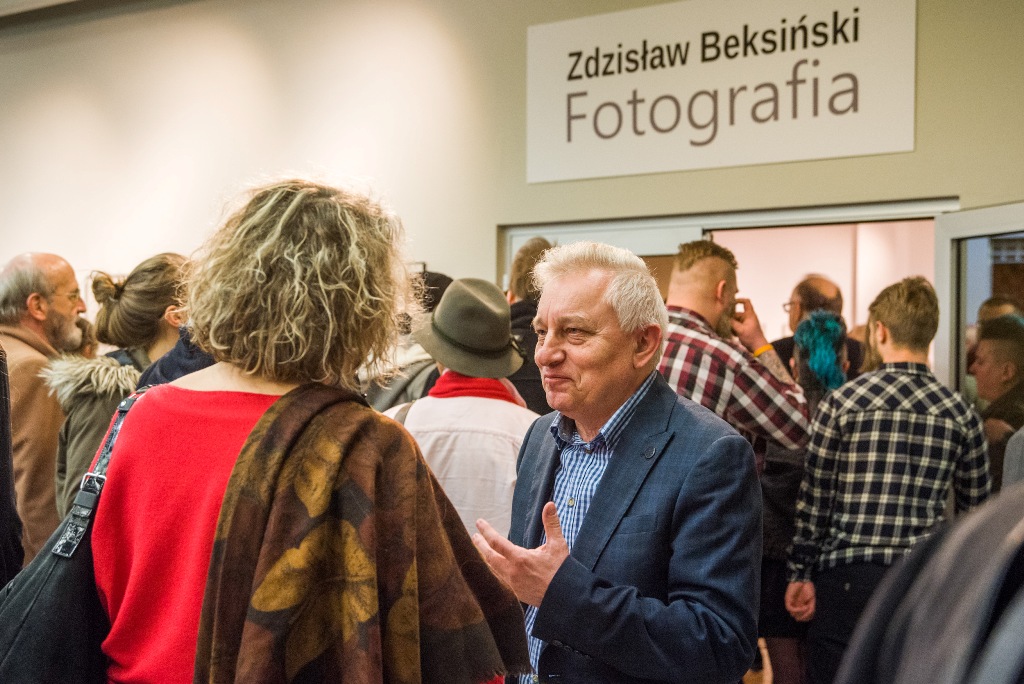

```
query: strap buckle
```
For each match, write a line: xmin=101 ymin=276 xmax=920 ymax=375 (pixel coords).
xmin=79 ymin=471 xmax=107 ymax=495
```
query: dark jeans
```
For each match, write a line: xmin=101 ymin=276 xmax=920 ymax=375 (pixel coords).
xmin=806 ymin=563 xmax=890 ymax=684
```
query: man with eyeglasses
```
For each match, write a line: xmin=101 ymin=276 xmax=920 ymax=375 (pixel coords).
xmin=772 ymin=275 xmax=864 ymax=378
xmin=0 ymin=252 xmax=86 ymax=562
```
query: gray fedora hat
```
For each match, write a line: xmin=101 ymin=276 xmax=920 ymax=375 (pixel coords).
xmin=413 ymin=278 xmax=524 ymax=379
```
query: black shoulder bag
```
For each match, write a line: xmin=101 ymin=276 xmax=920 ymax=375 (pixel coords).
xmin=0 ymin=388 xmax=147 ymax=683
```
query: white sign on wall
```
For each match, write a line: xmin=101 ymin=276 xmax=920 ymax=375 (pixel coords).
xmin=527 ymin=0 xmax=916 ymax=183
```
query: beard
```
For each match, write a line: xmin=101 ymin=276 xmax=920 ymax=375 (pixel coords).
xmin=862 ymin=325 xmax=882 ymax=372
xmin=714 ymin=308 xmax=736 ymax=339
xmin=44 ymin=310 xmax=83 ymax=352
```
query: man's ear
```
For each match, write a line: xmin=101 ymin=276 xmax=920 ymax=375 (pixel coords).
xmin=633 ymin=324 xmax=663 ymax=369
xmin=25 ymin=292 xmax=48 ymax=322
xmin=714 ymin=279 xmax=728 ymax=303
xmin=1000 ymin=359 xmax=1019 ymax=386
xmin=873 ymin=320 xmax=889 ymax=347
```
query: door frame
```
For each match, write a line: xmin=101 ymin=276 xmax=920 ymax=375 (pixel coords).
xmin=500 ymin=198 xmax=959 ymax=288
xmin=934 ymin=201 xmax=1024 ymax=387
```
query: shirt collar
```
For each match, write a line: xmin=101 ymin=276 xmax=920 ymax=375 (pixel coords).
xmin=549 ymin=371 xmax=658 ymax=451
xmin=878 ymin=361 xmax=931 ymax=375
xmin=666 ymin=305 xmax=715 ymax=332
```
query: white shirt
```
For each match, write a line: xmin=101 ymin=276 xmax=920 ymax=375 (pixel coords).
xmin=386 ymin=395 xmax=539 ymax=537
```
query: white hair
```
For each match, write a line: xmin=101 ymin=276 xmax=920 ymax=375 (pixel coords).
xmin=532 ymin=241 xmax=668 ymax=349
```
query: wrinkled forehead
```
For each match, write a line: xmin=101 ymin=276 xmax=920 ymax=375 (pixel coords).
xmin=53 ymin=265 xmax=77 ymax=287
xmin=45 ymin=265 xmax=77 ymax=292
xmin=536 ymin=269 xmax=614 ymax=316
xmin=543 ymin=269 xmax=613 ymax=302
xmin=33 ymin=255 xmax=76 ymax=286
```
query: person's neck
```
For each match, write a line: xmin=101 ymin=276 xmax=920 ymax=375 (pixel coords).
xmin=171 ymin=361 xmax=300 ymax=395
xmin=144 ymin=325 xmax=180 ymax=364
xmin=879 ymin=347 xmax=929 ymax=365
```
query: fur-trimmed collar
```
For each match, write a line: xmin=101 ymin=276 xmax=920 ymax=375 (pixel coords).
xmin=42 ymin=351 xmax=148 ymax=411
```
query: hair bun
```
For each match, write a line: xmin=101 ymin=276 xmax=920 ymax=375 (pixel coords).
xmin=91 ymin=271 xmax=124 ymax=305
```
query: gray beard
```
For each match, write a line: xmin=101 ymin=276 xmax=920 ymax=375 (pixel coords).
xmin=45 ymin=313 xmax=82 ymax=352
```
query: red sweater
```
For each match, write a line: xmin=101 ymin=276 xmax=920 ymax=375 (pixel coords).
xmin=92 ymin=384 xmax=280 ymax=684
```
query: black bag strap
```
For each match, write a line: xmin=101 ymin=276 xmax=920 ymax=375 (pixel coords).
xmin=51 ymin=387 xmax=149 ymax=559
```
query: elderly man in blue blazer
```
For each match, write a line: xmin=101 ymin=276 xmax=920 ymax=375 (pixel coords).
xmin=473 ymin=241 xmax=762 ymax=684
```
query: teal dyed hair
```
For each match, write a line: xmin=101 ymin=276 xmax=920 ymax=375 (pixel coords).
xmin=794 ymin=310 xmax=847 ymax=392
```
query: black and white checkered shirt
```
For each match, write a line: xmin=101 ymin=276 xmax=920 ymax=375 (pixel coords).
xmin=788 ymin=362 xmax=990 ymax=581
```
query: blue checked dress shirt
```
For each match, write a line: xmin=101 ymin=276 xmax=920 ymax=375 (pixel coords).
xmin=520 ymin=371 xmax=658 ymax=682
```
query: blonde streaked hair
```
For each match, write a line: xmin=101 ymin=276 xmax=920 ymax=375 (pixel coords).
xmin=867 ymin=276 xmax=939 ymax=352
xmin=673 ymin=239 xmax=738 ymax=273
xmin=186 ymin=179 xmax=412 ymax=389
xmin=533 ymin=241 xmax=668 ymax=342
xmin=509 ymin=237 xmax=552 ymax=303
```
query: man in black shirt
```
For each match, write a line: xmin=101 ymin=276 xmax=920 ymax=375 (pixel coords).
xmin=773 ymin=274 xmax=863 ymax=378
xmin=970 ymin=314 xmax=1024 ymax=493
xmin=505 ymin=237 xmax=553 ymax=415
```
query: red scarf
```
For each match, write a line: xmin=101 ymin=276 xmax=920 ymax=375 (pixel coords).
xmin=428 ymin=370 xmax=518 ymax=404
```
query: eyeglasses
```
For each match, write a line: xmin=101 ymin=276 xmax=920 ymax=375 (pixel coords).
xmin=782 ymin=300 xmax=799 ymax=313
xmin=50 ymin=290 xmax=82 ymax=304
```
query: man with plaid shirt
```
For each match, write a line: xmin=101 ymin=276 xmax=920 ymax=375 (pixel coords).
xmin=786 ymin=276 xmax=990 ymax=684
xmin=658 ymin=240 xmax=810 ymax=471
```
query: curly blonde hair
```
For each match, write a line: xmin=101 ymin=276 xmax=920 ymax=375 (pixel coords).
xmin=186 ymin=180 xmax=413 ymax=389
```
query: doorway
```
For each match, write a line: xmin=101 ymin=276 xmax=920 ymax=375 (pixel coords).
xmin=709 ymin=221 xmax=934 ymax=344
xmin=501 ymin=199 xmax=953 ymax=347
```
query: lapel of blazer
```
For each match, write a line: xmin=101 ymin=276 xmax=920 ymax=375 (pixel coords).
xmin=569 ymin=375 xmax=678 ymax=571
xmin=523 ymin=421 xmax=562 ymax=549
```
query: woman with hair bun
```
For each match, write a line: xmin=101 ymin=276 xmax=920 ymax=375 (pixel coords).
xmin=760 ymin=310 xmax=849 ymax=684
xmin=43 ymin=252 xmax=186 ymax=516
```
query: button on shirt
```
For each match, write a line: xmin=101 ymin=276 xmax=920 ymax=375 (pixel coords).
xmin=521 ymin=371 xmax=658 ymax=682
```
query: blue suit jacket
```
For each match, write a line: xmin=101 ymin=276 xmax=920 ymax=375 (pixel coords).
xmin=509 ymin=374 xmax=761 ymax=683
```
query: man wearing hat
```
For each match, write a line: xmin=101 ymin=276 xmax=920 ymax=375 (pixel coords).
xmin=385 ymin=278 xmax=540 ymax=537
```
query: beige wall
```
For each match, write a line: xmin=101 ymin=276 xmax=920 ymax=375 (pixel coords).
xmin=495 ymin=0 xmax=1024 ymax=225
xmin=0 ymin=0 xmax=1021 ymax=288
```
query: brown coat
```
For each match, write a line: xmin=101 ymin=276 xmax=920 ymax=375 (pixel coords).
xmin=0 ymin=325 xmax=63 ymax=563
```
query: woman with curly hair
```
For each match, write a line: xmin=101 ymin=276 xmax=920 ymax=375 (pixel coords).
xmin=760 ymin=310 xmax=849 ymax=684
xmin=89 ymin=180 xmax=529 ymax=683
xmin=43 ymin=252 xmax=186 ymax=516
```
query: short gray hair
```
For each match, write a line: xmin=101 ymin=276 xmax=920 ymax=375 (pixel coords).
xmin=533 ymin=241 xmax=668 ymax=341
xmin=0 ymin=259 xmax=54 ymax=325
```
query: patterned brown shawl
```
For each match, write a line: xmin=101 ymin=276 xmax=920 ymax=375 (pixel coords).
xmin=193 ymin=383 xmax=530 ymax=683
